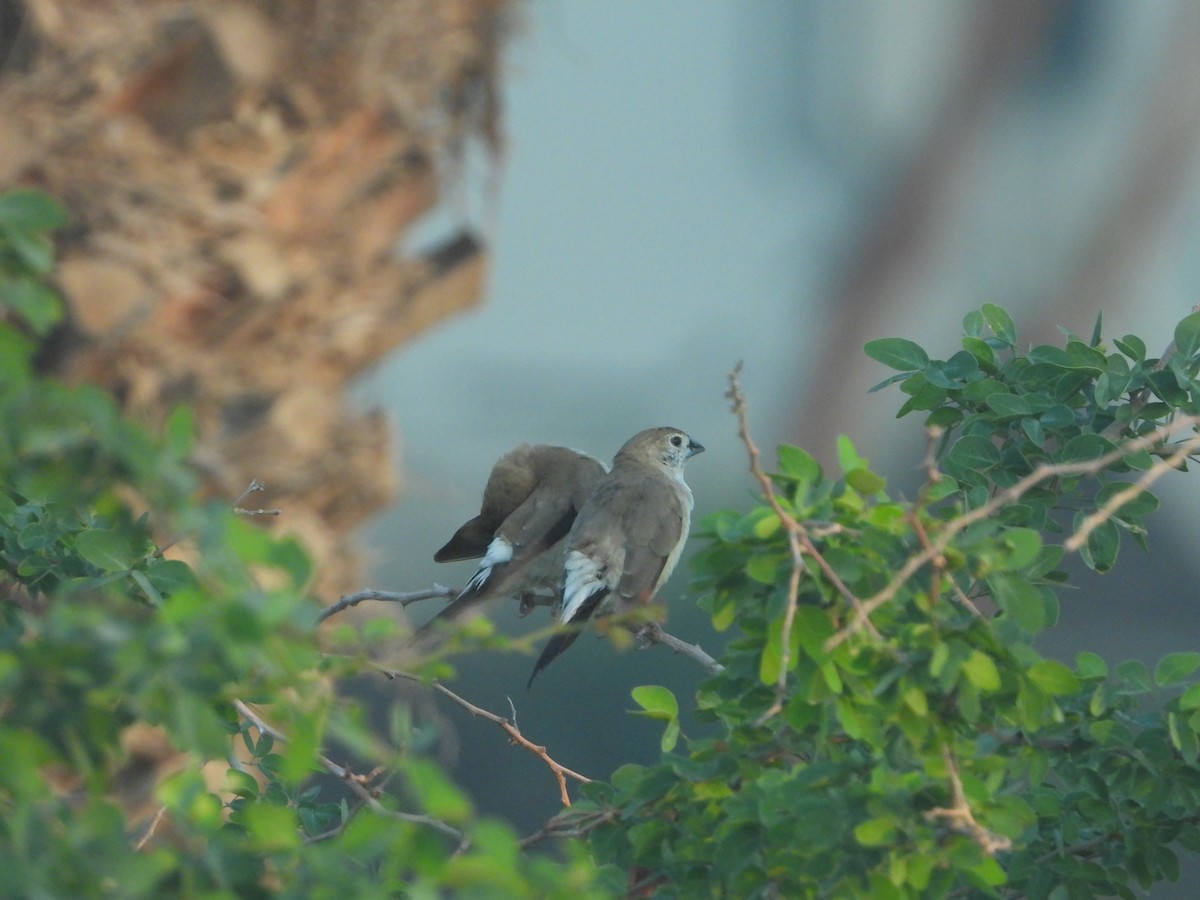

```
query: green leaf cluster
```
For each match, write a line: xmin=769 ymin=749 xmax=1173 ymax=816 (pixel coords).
xmin=0 ymin=191 xmax=608 ymax=899
xmin=575 ymin=308 xmax=1200 ymax=898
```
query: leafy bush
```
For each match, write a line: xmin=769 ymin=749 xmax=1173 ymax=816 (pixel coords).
xmin=0 ymin=191 xmax=607 ymax=898
xmin=568 ymin=307 xmax=1200 ymax=898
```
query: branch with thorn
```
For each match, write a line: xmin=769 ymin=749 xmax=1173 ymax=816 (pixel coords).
xmin=924 ymin=745 xmax=1011 ymax=856
xmin=233 ymin=699 xmax=467 ymax=847
xmin=826 ymin=412 xmax=1200 ymax=651
xmin=233 ymin=479 xmax=280 ymax=517
xmin=726 ymin=363 xmax=877 ymax=723
xmin=384 ymin=670 xmax=592 ymax=807
xmin=317 ymin=586 xmax=457 ymax=623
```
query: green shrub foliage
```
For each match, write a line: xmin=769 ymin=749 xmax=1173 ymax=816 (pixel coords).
xmin=0 ymin=191 xmax=606 ymax=898
xmin=4 ymin=190 xmax=1200 ymax=898
xmin=573 ymin=306 xmax=1200 ymax=898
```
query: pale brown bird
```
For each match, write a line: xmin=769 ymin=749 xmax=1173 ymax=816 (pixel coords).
xmin=528 ymin=426 xmax=704 ymax=687
xmin=417 ymin=444 xmax=607 ymax=636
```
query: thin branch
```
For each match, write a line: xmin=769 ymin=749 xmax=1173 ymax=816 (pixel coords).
xmin=924 ymin=744 xmax=1011 ymax=856
xmin=233 ymin=506 xmax=282 ymax=517
xmin=234 ymin=479 xmax=266 ymax=506
xmin=232 ymin=699 xmax=467 ymax=847
xmin=1064 ymin=433 xmax=1200 ymax=552
xmin=726 ymin=363 xmax=877 ymax=723
xmin=636 ymin=622 xmax=724 ymax=674
xmin=318 ymin=585 xmax=457 ymax=623
xmin=826 ymin=413 xmax=1200 ymax=651
xmin=518 ymin=808 xmax=614 ymax=850
xmin=133 ymin=806 xmax=168 ymax=851
xmin=232 ymin=479 xmax=280 ymax=516
xmin=384 ymin=671 xmax=591 ymax=807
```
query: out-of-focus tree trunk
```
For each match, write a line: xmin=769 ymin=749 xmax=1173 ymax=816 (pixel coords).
xmin=0 ymin=0 xmax=512 ymax=596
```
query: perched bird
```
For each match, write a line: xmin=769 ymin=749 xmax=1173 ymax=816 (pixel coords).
xmin=417 ymin=444 xmax=607 ymax=636
xmin=528 ymin=426 xmax=704 ymax=687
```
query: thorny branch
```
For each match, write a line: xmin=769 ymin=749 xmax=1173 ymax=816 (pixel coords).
xmin=827 ymin=412 xmax=1200 ymax=650
xmin=233 ymin=699 xmax=467 ymax=847
xmin=726 ymin=363 xmax=877 ymax=723
xmin=383 ymin=670 xmax=592 ymax=807
xmin=317 ymin=586 xmax=457 ymax=623
xmin=637 ymin=621 xmax=725 ymax=674
xmin=233 ymin=479 xmax=280 ymax=517
xmin=925 ymin=745 xmax=1012 ymax=856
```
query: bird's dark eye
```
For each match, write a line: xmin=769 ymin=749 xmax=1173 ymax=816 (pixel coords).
xmin=670 ymin=435 xmax=683 ymax=447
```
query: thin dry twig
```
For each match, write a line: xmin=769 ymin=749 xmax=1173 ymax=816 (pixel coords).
xmin=385 ymin=671 xmax=591 ymax=807
xmin=924 ymin=745 xmax=1012 ymax=855
xmin=233 ymin=699 xmax=467 ymax=847
xmin=826 ymin=413 xmax=1200 ymax=651
xmin=318 ymin=585 xmax=457 ymax=623
xmin=132 ymin=806 xmax=168 ymax=851
xmin=1064 ymin=433 xmax=1200 ymax=552
xmin=232 ymin=479 xmax=281 ymax=516
xmin=726 ymin=364 xmax=877 ymax=723
xmin=636 ymin=622 xmax=725 ymax=674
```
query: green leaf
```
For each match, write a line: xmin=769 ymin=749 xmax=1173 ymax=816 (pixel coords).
xmin=1078 ymin=517 xmax=1120 ymax=573
xmin=1076 ymin=651 xmax=1108 ymax=679
xmin=1174 ymin=310 xmax=1200 ymax=360
xmin=963 ymin=650 xmax=1001 ymax=692
xmin=0 ymin=189 xmax=68 ymax=231
xmin=1114 ymin=334 xmax=1146 ymax=362
xmin=962 ymin=336 xmax=996 ymax=368
xmin=981 ymin=303 xmax=1017 ymax=345
xmin=854 ymin=816 xmax=897 ymax=847
xmin=631 ymin=684 xmax=678 ymax=720
xmin=988 ymin=572 xmax=1046 ymax=633
xmin=1057 ymin=433 xmax=1119 ymax=464
xmin=1155 ymin=651 xmax=1200 ymax=686
xmin=864 ymin=338 xmax=929 ymax=371
xmin=242 ymin=804 xmax=301 ymax=852
xmin=776 ymin=444 xmax=820 ymax=485
xmin=631 ymin=686 xmax=680 ymax=751
xmin=74 ymin=528 xmax=136 ymax=572
xmin=1026 ymin=660 xmax=1080 ymax=696
xmin=0 ymin=278 xmax=62 ymax=335
xmin=845 ymin=468 xmax=886 ymax=495
xmin=948 ymin=435 xmax=1001 ymax=471
xmin=985 ymin=393 xmax=1032 ymax=419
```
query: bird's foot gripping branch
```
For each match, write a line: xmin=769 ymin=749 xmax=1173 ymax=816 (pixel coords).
xmin=566 ymin=308 xmax=1200 ymax=898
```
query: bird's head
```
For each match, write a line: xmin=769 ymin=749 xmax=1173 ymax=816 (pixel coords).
xmin=616 ymin=426 xmax=704 ymax=474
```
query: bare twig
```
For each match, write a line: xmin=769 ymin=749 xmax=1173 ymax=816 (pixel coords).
xmin=133 ymin=806 xmax=168 ymax=851
xmin=924 ymin=745 xmax=1011 ymax=855
xmin=1065 ymin=433 xmax=1200 ymax=552
xmin=318 ymin=585 xmax=457 ymax=623
xmin=636 ymin=622 xmax=725 ymax=674
xmin=384 ymin=671 xmax=591 ymax=807
xmin=518 ymin=808 xmax=615 ymax=849
xmin=232 ymin=479 xmax=280 ymax=516
xmin=726 ymin=364 xmax=877 ymax=723
xmin=234 ymin=479 xmax=266 ymax=506
xmin=233 ymin=699 xmax=466 ymax=847
xmin=826 ymin=413 xmax=1200 ymax=650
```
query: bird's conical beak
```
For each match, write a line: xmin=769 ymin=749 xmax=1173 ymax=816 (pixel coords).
xmin=687 ymin=440 xmax=705 ymax=458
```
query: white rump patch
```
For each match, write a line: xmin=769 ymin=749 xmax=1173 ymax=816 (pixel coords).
xmin=462 ymin=536 xmax=513 ymax=595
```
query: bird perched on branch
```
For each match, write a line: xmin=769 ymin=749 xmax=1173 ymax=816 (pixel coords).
xmin=528 ymin=426 xmax=704 ymax=687
xmin=416 ymin=444 xmax=607 ymax=638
